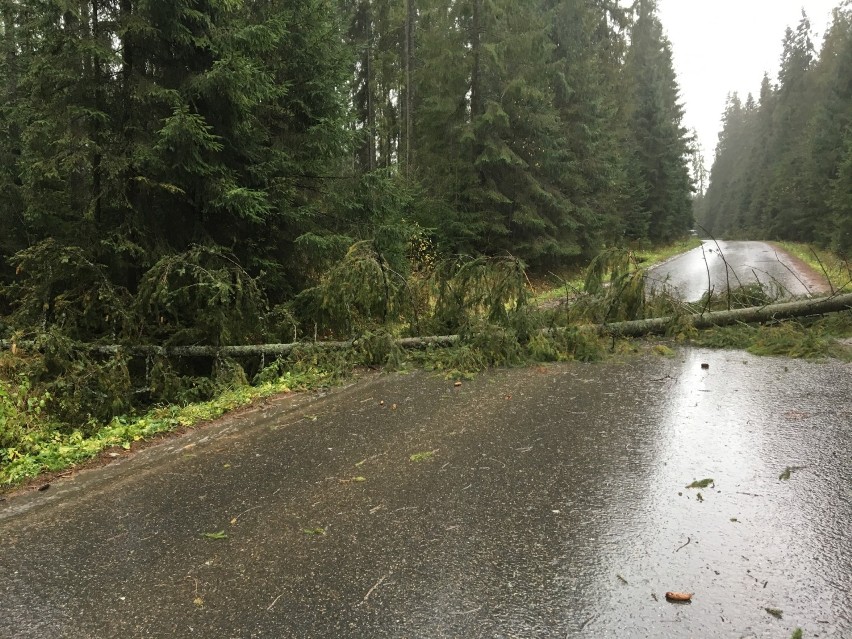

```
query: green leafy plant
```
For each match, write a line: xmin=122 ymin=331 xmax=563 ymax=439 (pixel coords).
xmin=202 ymin=531 xmax=228 ymax=540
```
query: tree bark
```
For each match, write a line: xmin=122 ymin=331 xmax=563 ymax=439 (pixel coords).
xmin=470 ymin=0 xmax=482 ymax=119
xmin=593 ymin=291 xmax=852 ymax=337
xmin=402 ymin=0 xmax=415 ymax=173
xmin=365 ymin=0 xmax=376 ymax=171
xmin=91 ymin=0 xmax=103 ymax=223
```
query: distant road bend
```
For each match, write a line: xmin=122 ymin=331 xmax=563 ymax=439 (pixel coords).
xmin=647 ymin=240 xmax=830 ymax=302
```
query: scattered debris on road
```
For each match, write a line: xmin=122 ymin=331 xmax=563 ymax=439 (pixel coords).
xmin=779 ymin=466 xmax=804 ymax=481
xmin=665 ymin=592 xmax=693 ymax=602
xmin=686 ymin=478 xmax=714 ymax=489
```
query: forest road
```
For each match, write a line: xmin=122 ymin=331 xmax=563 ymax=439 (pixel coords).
xmin=1 ymin=349 xmax=851 ymax=638
xmin=647 ymin=240 xmax=830 ymax=301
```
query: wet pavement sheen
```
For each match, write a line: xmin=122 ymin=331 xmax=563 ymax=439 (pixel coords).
xmin=1 ymin=349 xmax=850 ymax=638
xmin=647 ymin=240 xmax=829 ymax=301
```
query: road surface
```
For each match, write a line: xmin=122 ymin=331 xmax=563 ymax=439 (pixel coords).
xmin=1 ymin=349 xmax=850 ymax=638
xmin=647 ymin=240 xmax=829 ymax=302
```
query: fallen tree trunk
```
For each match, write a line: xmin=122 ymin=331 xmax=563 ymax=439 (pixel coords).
xmin=0 ymin=334 xmax=461 ymax=357
xmin=1 ymin=293 xmax=850 ymax=356
xmin=595 ymin=291 xmax=852 ymax=338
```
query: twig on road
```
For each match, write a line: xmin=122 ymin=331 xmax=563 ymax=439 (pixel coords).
xmin=267 ymin=593 xmax=285 ymax=611
xmin=232 ymin=503 xmax=264 ymax=523
xmin=580 ymin=614 xmax=597 ymax=631
xmin=359 ymin=573 xmax=390 ymax=606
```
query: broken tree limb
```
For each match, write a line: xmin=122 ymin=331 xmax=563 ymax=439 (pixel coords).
xmin=594 ymin=292 xmax=852 ymax=338
xmin=1 ymin=294 xmax=849 ymax=357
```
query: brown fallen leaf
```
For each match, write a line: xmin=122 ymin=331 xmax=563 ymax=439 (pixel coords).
xmin=665 ymin=591 xmax=693 ymax=602
xmin=454 ymin=381 xmax=462 ymax=387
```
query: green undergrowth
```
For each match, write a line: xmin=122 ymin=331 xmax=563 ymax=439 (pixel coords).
xmin=0 ymin=368 xmax=330 ymax=486
xmin=691 ymin=311 xmax=852 ymax=359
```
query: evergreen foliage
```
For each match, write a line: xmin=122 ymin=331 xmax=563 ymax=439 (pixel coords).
xmin=0 ymin=0 xmax=697 ymax=431
xmin=622 ymin=0 xmax=694 ymax=243
xmin=701 ymin=3 xmax=852 ymax=255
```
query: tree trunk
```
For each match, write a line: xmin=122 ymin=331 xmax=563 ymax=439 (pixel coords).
xmin=4 ymin=294 xmax=850 ymax=357
xmin=365 ymin=1 xmax=376 ymax=171
xmin=402 ymin=0 xmax=414 ymax=174
xmin=91 ymin=0 xmax=103 ymax=223
xmin=594 ymin=292 xmax=852 ymax=338
xmin=470 ymin=0 xmax=482 ymax=119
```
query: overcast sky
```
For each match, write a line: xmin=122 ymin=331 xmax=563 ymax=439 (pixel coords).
xmin=656 ymin=0 xmax=841 ymax=164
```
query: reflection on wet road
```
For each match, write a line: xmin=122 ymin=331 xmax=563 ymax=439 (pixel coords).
xmin=648 ymin=240 xmax=829 ymax=301
xmin=1 ymin=350 xmax=850 ymax=638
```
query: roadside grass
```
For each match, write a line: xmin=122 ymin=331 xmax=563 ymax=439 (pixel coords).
xmin=0 ymin=369 xmax=329 ymax=487
xmin=772 ymin=241 xmax=852 ymax=294
xmin=530 ymin=236 xmax=702 ymax=305
xmin=634 ymin=236 xmax=703 ymax=267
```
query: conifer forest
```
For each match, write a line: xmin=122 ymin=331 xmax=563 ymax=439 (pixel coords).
xmin=1 ymin=0 xmax=851 ymax=473
xmin=0 ymin=0 xmax=693 ymax=341
xmin=698 ymin=4 xmax=852 ymax=254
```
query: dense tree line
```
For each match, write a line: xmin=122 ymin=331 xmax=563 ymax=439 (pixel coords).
xmin=0 ymin=0 xmax=693 ymax=348
xmin=699 ymin=2 xmax=852 ymax=256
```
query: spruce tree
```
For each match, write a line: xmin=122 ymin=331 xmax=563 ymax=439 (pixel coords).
xmin=547 ymin=0 xmax=633 ymax=254
xmin=623 ymin=0 xmax=694 ymax=243
xmin=764 ymin=13 xmax=817 ymax=240
xmin=2 ymin=0 xmax=352 ymax=337
xmin=804 ymin=5 xmax=852 ymax=247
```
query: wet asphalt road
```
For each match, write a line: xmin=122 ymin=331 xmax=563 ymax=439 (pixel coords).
xmin=647 ymin=240 xmax=829 ymax=301
xmin=1 ymin=349 xmax=850 ymax=638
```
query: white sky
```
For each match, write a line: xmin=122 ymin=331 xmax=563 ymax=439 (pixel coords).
xmin=657 ymin=0 xmax=841 ymax=163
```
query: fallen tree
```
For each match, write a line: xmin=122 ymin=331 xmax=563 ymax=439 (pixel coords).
xmin=2 ymin=293 xmax=850 ymax=357
xmin=594 ymin=291 xmax=852 ymax=338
